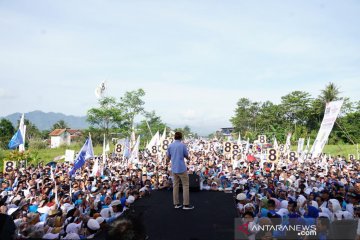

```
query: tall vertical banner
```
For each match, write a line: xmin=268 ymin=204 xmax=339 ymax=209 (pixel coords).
xmin=297 ymin=138 xmax=305 ymax=154
xmin=285 ymin=132 xmax=292 ymax=154
xmin=310 ymin=100 xmax=344 ymax=157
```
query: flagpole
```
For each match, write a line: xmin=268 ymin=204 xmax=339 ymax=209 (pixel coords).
xmin=145 ymin=119 xmax=153 ymax=136
xmin=102 ymin=134 xmax=106 ymax=176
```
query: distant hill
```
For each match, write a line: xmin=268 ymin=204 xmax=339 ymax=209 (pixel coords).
xmin=3 ymin=110 xmax=89 ymax=130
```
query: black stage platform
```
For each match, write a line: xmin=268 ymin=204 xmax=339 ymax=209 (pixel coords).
xmin=133 ymin=190 xmax=237 ymax=240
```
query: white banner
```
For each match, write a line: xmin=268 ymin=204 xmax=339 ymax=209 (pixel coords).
xmin=310 ymin=100 xmax=344 ymax=157
xmin=297 ymin=138 xmax=305 ymax=154
xmin=65 ymin=149 xmax=75 ymax=163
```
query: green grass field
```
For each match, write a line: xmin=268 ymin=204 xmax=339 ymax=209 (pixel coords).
xmin=0 ymin=144 xmax=359 ymax=172
xmin=322 ymin=144 xmax=359 ymax=157
xmin=0 ymin=144 xmax=106 ymax=171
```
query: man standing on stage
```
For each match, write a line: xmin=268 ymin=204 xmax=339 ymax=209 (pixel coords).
xmin=166 ymin=132 xmax=194 ymax=210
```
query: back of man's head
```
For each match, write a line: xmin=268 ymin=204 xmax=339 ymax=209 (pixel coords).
xmin=267 ymin=199 xmax=276 ymax=209
xmin=174 ymin=132 xmax=183 ymax=140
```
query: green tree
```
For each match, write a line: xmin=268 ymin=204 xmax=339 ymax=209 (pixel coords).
xmin=336 ymin=111 xmax=360 ymax=144
xmin=256 ymin=101 xmax=286 ymax=141
xmin=319 ymin=82 xmax=341 ymax=103
xmin=137 ymin=111 xmax=167 ymax=147
xmin=87 ymin=97 xmax=125 ymax=137
xmin=229 ymin=83 xmax=359 ymax=145
xmin=51 ymin=120 xmax=69 ymax=130
xmin=119 ymin=88 xmax=146 ymax=133
xmin=41 ymin=130 xmax=51 ymax=140
xmin=280 ymin=91 xmax=312 ymax=126
xmin=174 ymin=125 xmax=196 ymax=139
xmin=21 ymin=119 xmax=41 ymax=141
xmin=230 ymin=98 xmax=261 ymax=134
xmin=0 ymin=119 xmax=15 ymax=149
xmin=81 ymin=127 xmax=105 ymax=146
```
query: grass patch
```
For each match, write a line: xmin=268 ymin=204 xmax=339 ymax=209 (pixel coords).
xmin=0 ymin=144 xmax=108 ymax=171
xmin=322 ymin=144 xmax=359 ymax=157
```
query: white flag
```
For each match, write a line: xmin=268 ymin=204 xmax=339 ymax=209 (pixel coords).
xmin=92 ymin=157 xmax=100 ymax=176
xmin=297 ymin=138 xmax=305 ymax=154
xmin=305 ymin=137 xmax=310 ymax=153
xmin=147 ymin=131 xmax=160 ymax=152
xmin=130 ymin=128 xmax=136 ymax=149
xmin=19 ymin=113 xmax=26 ymax=152
xmin=237 ymin=133 xmax=241 ymax=145
xmin=102 ymin=134 xmax=107 ymax=167
xmin=285 ymin=133 xmax=292 ymax=148
xmin=161 ymin=127 xmax=167 ymax=142
xmin=129 ymin=135 xmax=140 ymax=163
xmin=95 ymin=81 xmax=106 ymax=99
xmin=273 ymin=137 xmax=279 ymax=150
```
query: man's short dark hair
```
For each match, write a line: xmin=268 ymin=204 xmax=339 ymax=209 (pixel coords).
xmin=267 ymin=199 xmax=275 ymax=208
xmin=174 ymin=132 xmax=183 ymax=140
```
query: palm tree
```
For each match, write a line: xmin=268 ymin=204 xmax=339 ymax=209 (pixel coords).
xmin=319 ymin=82 xmax=341 ymax=103
xmin=52 ymin=120 xmax=69 ymax=130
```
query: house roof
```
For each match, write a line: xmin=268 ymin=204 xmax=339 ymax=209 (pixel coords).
xmin=49 ymin=129 xmax=67 ymax=136
xmin=67 ymin=129 xmax=81 ymax=135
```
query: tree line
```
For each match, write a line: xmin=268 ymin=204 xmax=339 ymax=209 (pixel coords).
xmin=0 ymin=88 xmax=196 ymax=150
xmin=229 ymin=83 xmax=360 ymax=144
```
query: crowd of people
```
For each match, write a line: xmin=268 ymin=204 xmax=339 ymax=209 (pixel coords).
xmin=0 ymin=138 xmax=359 ymax=239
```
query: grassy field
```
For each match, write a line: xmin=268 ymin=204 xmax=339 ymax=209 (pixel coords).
xmin=321 ymin=144 xmax=359 ymax=158
xmin=0 ymin=144 xmax=359 ymax=172
xmin=0 ymin=144 xmax=107 ymax=171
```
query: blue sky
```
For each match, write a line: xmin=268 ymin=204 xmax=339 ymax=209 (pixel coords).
xmin=0 ymin=0 xmax=359 ymax=135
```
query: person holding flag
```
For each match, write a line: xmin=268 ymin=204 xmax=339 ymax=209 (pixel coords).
xmin=69 ymin=135 xmax=94 ymax=176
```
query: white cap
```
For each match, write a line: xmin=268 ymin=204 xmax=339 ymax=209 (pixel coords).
xmin=61 ymin=203 xmax=75 ymax=213
xmin=100 ymin=208 xmax=111 ymax=218
xmin=66 ymin=222 xmax=81 ymax=234
xmin=305 ymin=188 xmax=312 ymax=195
xmin=87 ymin=219 xmax=100 ymax=231
xmin=236 ymin=193 xmax=247 ymax=201
xmin=139 ymin=187 xmax=147 ymax=192
xmin=96 ymin=217 xmax=105 ymax=224
xmin=126 ymin=195 xmax=135 ymax=204
xmin=244 ymin=203 xmax=255 ymax=209
xmin=110 ymin=200 xmax=121 ymax=207
xmin=239 ymin=179 xmax=247 ymax=185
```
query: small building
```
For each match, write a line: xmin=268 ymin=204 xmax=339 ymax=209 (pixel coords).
xmin=49 ymin=129 xmax=81 ymax=148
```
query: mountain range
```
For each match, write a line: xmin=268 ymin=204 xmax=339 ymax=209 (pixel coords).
xmin=2 ymin=110 xmax=89 ymax=130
